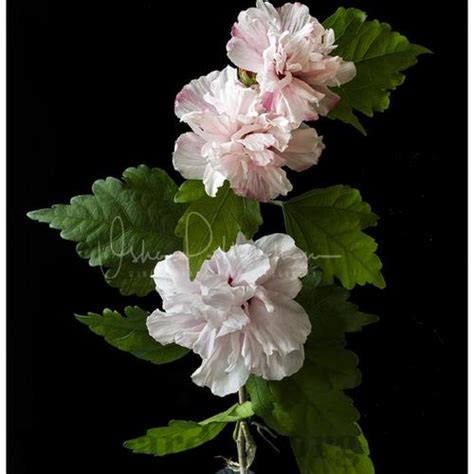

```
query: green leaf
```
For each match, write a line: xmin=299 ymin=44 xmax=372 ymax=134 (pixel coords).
xmin=324 ymin=7 xmax=431 ymax=133
xmin=282 ymin=185 xmax=385 ymax=289
xmin=247 ymin=287 xmax=374 ymax=440
xmin=75 ymin=306 xmax=189 ymax=365
xmin=124 ymin=402 xmax=254 ymax=456
xmin=175 ymin=181 xmax=262 ymax=277
xmin=247 ymin=285 xmax=377 ymax=471
xmin=247 ymin=345 xmax=362 ymax=442
xmin=297 ymin=284 xmax=379 ymax=341
xmin=291 ymin=433 xmax=375 ymax=474
xmin=27 ymin=165 xmax=184 ymax=296
xmin=174 ymin=180 xmax=207 ymax=203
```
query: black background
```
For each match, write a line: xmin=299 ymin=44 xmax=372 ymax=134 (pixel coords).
xmin=8 ymin=0 xmax=467 ymax=473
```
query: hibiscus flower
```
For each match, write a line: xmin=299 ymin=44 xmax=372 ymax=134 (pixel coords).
xmin=227 ymin=1 xmax=356 ymax=123
xmin=173 ymin=66 xmax=324 ymax=202
xmin=147 ymin=233 xmax=311 ymax=397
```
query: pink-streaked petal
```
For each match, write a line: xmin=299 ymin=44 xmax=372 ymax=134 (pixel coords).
xmin=268 ymin=77 xmax=324 ymax=124
xmin=227 ymin=36 xmax=266 ymax=74
xmin=229 ymin=160 xmax=293 ymax=202
xmin=226 ymin=1 xmax=357 ymax=125
xmin=172 ymin=132 xmax=207 ymax=180
xmin=226 ymin=1 xmax=279 ymax=73
xmin=278 ymin=2 xmax=313 ymax=34
xmin=280 ymin=125 xmax=325 ymax=172
xmin=175 ymin=70 xmax=219 ymax=119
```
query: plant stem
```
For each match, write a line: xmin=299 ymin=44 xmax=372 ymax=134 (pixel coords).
xmin=237 ymin=387 xmax=248 ymax=474
xmin=238 ymin=386 xmax=247 ymax=405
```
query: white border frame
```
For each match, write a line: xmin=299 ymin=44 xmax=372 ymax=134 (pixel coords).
xmin=1 ymin=0 xmax=6 ymax=471
xmin=468 ymin=2 xmax=472 ymax=473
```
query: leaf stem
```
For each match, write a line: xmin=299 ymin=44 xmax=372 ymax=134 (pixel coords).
xmin=237 ymin=387 xmax=248 ymax=474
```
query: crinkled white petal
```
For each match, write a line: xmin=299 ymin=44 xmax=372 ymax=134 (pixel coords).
xmin=255 ymin=233 xmax=308 ymax=299
xmin=148 ymin=235 xmax=310 ymax=397
xmin=203 ymin=163 xmax=226 ymax=197
xmin=146 ymin=309 xmax=206 ymax=349
xmin=153 ymin=251 xmax=199 ymax=301
xmin=244 ymin=294 xmax=311 ymax=357
xmin=223 ymin=243 xmax=271 ymax=286
xmin=191 ymin=333 xmax=251 ymax=397
xmin=258 ymin=347 xmax=305 ymax=380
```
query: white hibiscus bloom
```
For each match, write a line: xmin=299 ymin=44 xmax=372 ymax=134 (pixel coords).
xmin=147 ymin=233 xmax=311 ymax=397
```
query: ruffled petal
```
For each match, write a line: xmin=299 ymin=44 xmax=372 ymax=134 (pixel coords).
xmin=255 ymin=233 xmax=308 ymax=299
xmin=263 ymin=76 xmax=324 ymax=123
xmin=279 ymin=125 xmax=325 ymax=172
xmin=191 ymin=333 xmax=250 ymax=397
xmin=148 ymin=234 xmax=311 ymax=394
xmin=225 ymin=243 xmax=271 ymax=286
xmin=172 ymin=132 xmax=207 ymax=180
xmin=226 ymin=1 xmax=279 ymax=73
xmin=146 ymin=309 xmax=206 ymax=349
xmin=229 ymin=160 xmax=293 ymax=202
xmin=152 ymin=251 xmax=199 ymax=301
xmin=175 ymin=70 xmax=219 ymax=120
xmin=313 ymin=86 xmax=341 ymax=116
xmin=205 ymin=66 xmax=261 ymax=118
xmin=245 ymin=295 xmax=311 ymax=356
xmin=333 ymin=60 xmax=357 ymax=86
xmin=278 ymin=2 xmax=313 ymax=34
xmin=228 ymin=2 xmax=357 ymax=124
xmin=238 ymin=132 xmax=277 ymax=151
xmin=203 ymin=163 xmax=226 ymax=197
xmin=258 ymin=348 xmax=305 ymax=380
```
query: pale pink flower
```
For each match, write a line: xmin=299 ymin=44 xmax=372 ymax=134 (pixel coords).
xmin=173 ymin=66 xmax=324 ymax=202
xmin=227 ymin=1 xmax=356 ymax=124
xmin=147 ymin=233 xmax=311 ymax=397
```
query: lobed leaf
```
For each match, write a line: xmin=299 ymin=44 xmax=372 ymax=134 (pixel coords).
xmin=28 ymin=165 xmax=184 ymax=296
xmin=324 ymin=7 xmax=431 ymax=133
xmin=75 ymin=306 xmax=189 ymax=365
